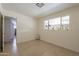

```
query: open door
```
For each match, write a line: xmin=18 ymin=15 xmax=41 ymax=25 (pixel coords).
xmin=0 ymin=12 xmax=3 ymax=52
xmin=4 ymin=16 xmax=17 ymax=55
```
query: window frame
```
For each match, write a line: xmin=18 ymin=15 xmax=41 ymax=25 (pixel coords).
xmin=44 ymin=15 xmax=70 ymax=31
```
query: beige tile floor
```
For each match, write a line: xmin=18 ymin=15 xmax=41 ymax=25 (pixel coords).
xmin=17 ymin=40 xmax=79 ymax=56
xmin=3 ymin=37 xmax=18 ymax=56
xmin=1 ymin=40 xmax=79 ymax=56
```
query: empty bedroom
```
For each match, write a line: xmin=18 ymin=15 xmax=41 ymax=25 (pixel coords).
xmin=0 ymin=3 xmax=79 ymax=56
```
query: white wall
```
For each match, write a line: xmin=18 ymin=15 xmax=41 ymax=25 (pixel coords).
xmin=0 ymin=4 xmax=3 ymax=13
xmin=1 ymin=8 xmax=37 ymax=43
xmin=38 ymin=6 xmax=79 ymax=52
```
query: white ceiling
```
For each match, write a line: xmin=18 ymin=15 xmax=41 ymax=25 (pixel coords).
xmin=2 ymin=3 xmax=79 ymax=18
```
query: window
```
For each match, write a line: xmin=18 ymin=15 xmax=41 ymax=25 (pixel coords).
xmin=44 ymin=20 xmax=49 ymax=30
xmin=62 ymin=16 xmax=70 ymax=30
xmin=44 ymin=15 xmax=70 ymax=31
xmin=49 ymin=17 xmax=61 ymax=30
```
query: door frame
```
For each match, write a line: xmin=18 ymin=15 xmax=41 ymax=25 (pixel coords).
xmin=0 ymin=12 xmax=3 ymax=52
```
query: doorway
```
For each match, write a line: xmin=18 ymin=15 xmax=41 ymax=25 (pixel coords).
xmin=4 ymin=16 xmax=17 ymax=55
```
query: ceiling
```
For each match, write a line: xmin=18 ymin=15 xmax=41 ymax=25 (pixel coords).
xmin=2 ymin=3 xmax=79 ymax=18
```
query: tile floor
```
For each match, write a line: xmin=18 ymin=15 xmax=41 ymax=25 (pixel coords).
xmin=17 ymin=40 xmax=79 ymax=56
xmin=1 ymin=40 xmax=79 ymax=56
xmin=3 ymin=37 xmax=18 ymax=56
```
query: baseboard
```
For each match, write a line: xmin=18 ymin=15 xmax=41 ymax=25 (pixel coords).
xmin=17 ymin=39 xmax=35 ymax=44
